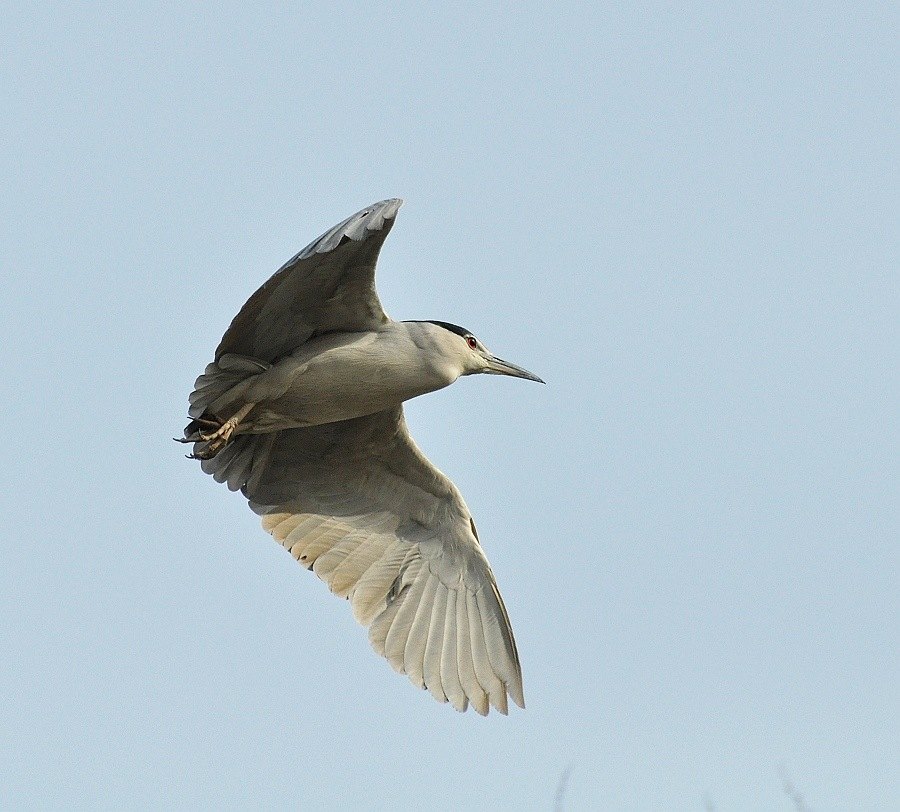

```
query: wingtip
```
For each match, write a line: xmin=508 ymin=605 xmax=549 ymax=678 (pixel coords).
xmin=373 ymin=197 xmax=403 ymax=221
xmin=511 ymin=686 xmax=525 ymax=710
xmin=299 ymin=198 xmax=405 ymax=258
xmin=344 ymin=198 xmax=403 ymax=242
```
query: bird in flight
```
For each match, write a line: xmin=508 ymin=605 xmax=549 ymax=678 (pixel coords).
xmin=180 ymin=199 xmax=542 ymax=715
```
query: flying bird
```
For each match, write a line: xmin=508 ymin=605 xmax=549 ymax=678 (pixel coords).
xmin=180 ymin=199 xmax=542 ymax=715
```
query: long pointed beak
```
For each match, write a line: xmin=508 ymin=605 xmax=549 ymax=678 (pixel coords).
xmin=483 ymin=355 xmax=545 ymax=383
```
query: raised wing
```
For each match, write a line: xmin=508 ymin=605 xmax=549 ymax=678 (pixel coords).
xmin=199 ymin=408 xmax=524 ymax=715
xmin=215 ymin=198 xmax=403 ymax=363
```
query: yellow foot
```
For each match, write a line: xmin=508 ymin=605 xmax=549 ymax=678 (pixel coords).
xmin=176 ymin=403 xmax=255 ymax=460
xmin=193 ymin=415 xmax=240 ymax=458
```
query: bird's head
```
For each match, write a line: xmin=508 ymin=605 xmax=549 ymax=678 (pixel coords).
xmin=422 ymin=320 xmax=544 ymax=383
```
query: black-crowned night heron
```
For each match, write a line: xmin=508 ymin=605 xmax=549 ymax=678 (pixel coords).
xmin=180 ymin=199 xmax=542 ymax=715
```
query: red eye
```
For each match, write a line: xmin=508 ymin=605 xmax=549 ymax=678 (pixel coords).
xmin=466 ymin=335 xmax=477 ymax=349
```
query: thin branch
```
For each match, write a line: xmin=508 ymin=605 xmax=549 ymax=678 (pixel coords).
xmin=553 ymin=764 xmax=573 ymax=812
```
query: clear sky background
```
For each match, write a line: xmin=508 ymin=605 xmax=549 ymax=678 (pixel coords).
xmin=2 ymin=3 xmax=896 ymax=809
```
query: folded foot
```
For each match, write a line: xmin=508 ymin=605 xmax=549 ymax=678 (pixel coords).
xmin=176 ymin=403 xmax=255 ymax=460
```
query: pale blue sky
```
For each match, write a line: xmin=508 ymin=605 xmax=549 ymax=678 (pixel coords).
xmin=2 ymin=2 xmax=897 ymax=809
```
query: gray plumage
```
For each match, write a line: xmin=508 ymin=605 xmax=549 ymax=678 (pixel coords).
xmin=181 ymin=199 xmax=542 ymax=715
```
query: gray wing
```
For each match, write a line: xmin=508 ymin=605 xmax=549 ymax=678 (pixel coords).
xmin=199 ymin=408 xmax=524 ymax=716
xmin=215 ymin=198 xmax=402 ymax=363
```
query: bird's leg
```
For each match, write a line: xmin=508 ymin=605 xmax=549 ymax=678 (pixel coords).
xmin=191 ymin=415 xmax=222 ymax=429
xmin=180 ymin=402 xmax=256 ymax=459
xmin=174 ymin=414 xmax=221 ymax=444
xmin=195 ymin=403 xmax=255 ymax=442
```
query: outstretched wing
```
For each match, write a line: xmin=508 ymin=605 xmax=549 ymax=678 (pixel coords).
xmin=199 ymin=408 xmax=524 ymax=716
xmin=215 ymin=198 xmax=403 ymax=363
